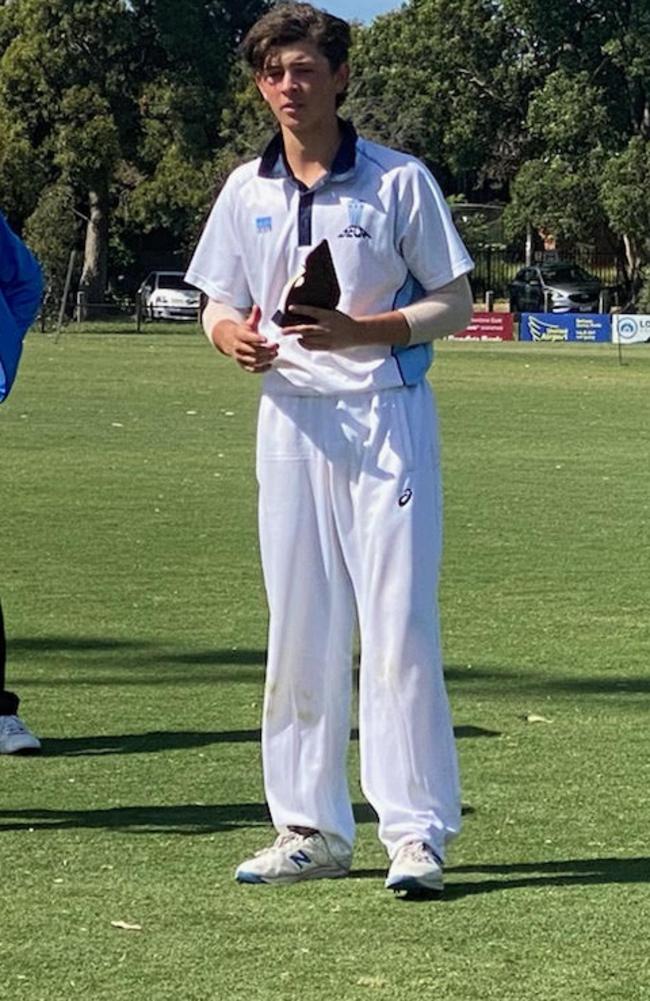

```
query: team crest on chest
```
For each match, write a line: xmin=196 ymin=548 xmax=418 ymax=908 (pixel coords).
xmin=256 ymin=216 xmax=272 ymax=234
xmin=338 ymin=199 xmax=371 ymax=239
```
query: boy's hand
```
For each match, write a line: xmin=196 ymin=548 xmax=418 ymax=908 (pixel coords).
xmin=282 ymin=304 xmax=411 ymax=350
xmin=214 ymin=305 xmax=278 ymax=373
xmin=282 ymin=305 xmax=360 ymax=350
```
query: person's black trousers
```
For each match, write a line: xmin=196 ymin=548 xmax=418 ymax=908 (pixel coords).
xmin=0 ymin=600 xmax=20 ymax=715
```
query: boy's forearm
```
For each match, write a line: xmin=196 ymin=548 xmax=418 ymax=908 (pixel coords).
xmin=397 ymin=275 xmax=473 ymax=344
xmin=354 ymin=312 xmax=410 ymax=347
xmin=353 ymin=275 xmax=473 ymax=348
xmin=202 ymin=299 xmax=245 ymax=351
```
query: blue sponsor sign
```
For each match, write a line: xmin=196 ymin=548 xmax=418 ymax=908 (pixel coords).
xmin=519 ymin=313 xmax=612 ymax=343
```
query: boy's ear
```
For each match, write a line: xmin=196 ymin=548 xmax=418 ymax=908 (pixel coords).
xmin=255 ymin=73 xmax=269 ymax=102
xmin=335 ymin=62 xmax=350 ymax=95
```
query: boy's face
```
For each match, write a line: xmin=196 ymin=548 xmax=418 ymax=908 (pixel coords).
xmin=256 ymin=40 xmax=348 ymax=134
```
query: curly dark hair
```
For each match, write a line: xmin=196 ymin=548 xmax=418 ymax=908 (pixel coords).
xmin=241 ymin=3 xmax=351 ymax=75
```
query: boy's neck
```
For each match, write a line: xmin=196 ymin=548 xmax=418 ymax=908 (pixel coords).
xmin=281 ymin=117 xmax=342 ymax=188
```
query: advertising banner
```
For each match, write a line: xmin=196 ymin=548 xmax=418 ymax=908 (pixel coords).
xmin=451 ymin=312 xmax=515 ymax=341
xmin=613 ymin=314 xmax=650 ymax=344
xmin=519 ymin=313 xmax=612 ymax=342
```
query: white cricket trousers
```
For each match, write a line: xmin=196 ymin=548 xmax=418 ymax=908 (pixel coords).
xmin=256 ymin=379 xmax=461 ymax=860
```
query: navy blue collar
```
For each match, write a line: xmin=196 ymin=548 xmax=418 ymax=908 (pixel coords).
xmin=258 ymin=118 xmax=358 ymax=183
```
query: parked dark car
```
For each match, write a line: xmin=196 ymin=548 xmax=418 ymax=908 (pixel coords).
xmin=508 ymin=262 xmax=602 ymax=313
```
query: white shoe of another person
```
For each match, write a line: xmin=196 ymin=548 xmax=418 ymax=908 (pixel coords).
xmin=385 ymin=841 xmax=444 ymax=895
xmin=235 ymin=829 xmax=351 ymax=885
xmin=0 ymin=715 xmax=42 ymax=754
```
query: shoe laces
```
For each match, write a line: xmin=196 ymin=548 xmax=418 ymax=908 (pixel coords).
xmin=399 ymin=841 xmax=442 ymax=866
xmin=254 ymin=831 xmax=310 ymax=858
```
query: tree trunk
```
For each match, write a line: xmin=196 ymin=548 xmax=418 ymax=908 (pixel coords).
xmin=642 ymin=99 xmax=650 ymax=140
xmin=621 ymin=232 xmax=643 ymax=307
xmin=79 ymin=184 xmax=109 ymax=312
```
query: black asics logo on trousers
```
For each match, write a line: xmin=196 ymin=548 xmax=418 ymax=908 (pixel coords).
xmin=398 ymin=488 xmax=413 ymax=507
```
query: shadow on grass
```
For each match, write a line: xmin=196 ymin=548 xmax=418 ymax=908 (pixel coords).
xmin=41 ymin=730 xmax=262 ymax=756
xmin=39 ymin=725 xmax=498 ymax=757
xmin=0 ymin=802 xmax=272 ymax=834
xmin=444 ymin=665 xmax=650 ymax=695
xmin=11 ymin=637 xmax=650 ymax=697
xmin=352 ymin=857 xmax=650 ymax=899
xmin=10 ymin=637 xmax=145 ymax=653
xmin=0 ymin=800 xmax=370 ymax=834
xmin=11 ymin=638 xmax=267 ymax=685
xmin=31 ymin=725 xmax=501 ymax=758
xmin=0 ymin=800 xmax=473 ymax=835
xmin=441 ymin=856 xmax=650 ymax=900
xmin=10 ymin=636 xmax=266 ymax=666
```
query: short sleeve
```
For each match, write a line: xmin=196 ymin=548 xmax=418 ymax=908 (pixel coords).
xmin=395 ymin=161 xmax=474 ymax=292
xmin=185 ymin=177 xmax=253 ymax=309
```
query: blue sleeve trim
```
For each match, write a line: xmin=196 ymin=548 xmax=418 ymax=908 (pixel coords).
xmin=391 ymin=341 xmax=433 ymax=386
xmin=390 ymin=270 xmax=434 ymax=386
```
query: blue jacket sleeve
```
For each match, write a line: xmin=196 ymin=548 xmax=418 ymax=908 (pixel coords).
xmin=0 ymin=212 xmax=44 ymax=403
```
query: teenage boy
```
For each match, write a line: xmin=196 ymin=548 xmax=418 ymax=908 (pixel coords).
xmin=186 ymin=3 xmax=473 ymax=894
xmin=0 ymin=211 xmax=43 ymax=754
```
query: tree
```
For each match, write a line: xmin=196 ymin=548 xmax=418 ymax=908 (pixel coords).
xmin=503 ymin=70 xmax=610 ymax=245
xmin=122 ymin=1 xmax=268 ymax=257
xmin=0 ymin=113 xmax=49 ymax=223
xmin=503 ymin=0 xmax=650 ymax=297
xmin=345 ymin=0 xmax=650 ymax=301
xmin=345 ymin=0 xmax=530 ymax=193
xmin=0 ymin=0 xmax=134 ymax=302
xmin=23 ymin=183 xmax=81 ymax=320
xmin=0 ymin=0 xmax=267 ymax=302
xmin=601 ymin=136 xmax=650 ymax=304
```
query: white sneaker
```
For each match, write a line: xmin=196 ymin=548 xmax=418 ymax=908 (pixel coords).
xmin=0 ymin=714 xmax=42 ymax=755
xmin=385 ymin=841 xmax=444 ymax=895
xmin=235 ymin=830 xmax=351 ymax=885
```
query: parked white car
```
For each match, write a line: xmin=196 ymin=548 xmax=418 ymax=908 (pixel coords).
xmin=138 ymin=271 xmax=200 ymax=321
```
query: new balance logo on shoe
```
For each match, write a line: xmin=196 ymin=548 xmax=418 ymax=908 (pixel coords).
xmin=289 ymin=850 xmax=312 ymax=869
xmin=235 ymin=831 xmax=351 ymax=885
xmin=338 ymin=224 xmax=371 ymax=239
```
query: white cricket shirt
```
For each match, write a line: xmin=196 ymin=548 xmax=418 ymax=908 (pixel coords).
xmin=186 ymin=120 xmax=473 ymax=396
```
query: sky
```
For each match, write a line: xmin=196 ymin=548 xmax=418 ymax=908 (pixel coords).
xmin=319 ymin=0 xmax=402 ymax=24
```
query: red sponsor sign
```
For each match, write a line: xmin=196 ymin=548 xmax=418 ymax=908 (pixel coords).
xmin=450 ymin=312 xmax=515 ymax=341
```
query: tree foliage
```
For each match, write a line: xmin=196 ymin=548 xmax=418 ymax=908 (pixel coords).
xmin=23 ymin=183 xmax=81 ymax=320
xmin=0 ymin=0 xmax=267 ymax=301
xmin=344 ymin=0 xmax=650 ymax=301
xmin=1 ymin=0 xmax=649 ymax=305
xmin=346 ymin=0 xmax=527 ymax=189
xmin=601 ymin=135 xmax=650 ymax=301
xmin=500 ymin=0 xmax=650 ymax=295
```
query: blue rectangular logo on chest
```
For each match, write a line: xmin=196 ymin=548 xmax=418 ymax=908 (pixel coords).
xmin=256 ymin=216 xmax=272 ymax=234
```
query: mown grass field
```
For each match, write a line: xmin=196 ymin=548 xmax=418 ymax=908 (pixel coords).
xmin=1 ymin=324 xmax=649 ymax=1001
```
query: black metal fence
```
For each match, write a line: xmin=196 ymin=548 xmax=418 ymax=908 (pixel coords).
xmin=46 ymin=250 xmax=629 ymax=325
xmin=470 ymin=247 xmax=626 ymax=302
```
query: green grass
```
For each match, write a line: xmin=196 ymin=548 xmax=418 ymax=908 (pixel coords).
xmin=1 ymin=324 xmax=649 ymax=1000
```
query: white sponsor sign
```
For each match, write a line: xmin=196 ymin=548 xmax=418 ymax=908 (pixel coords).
xmin=613 ymin=314 xmax=650 ymax=344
